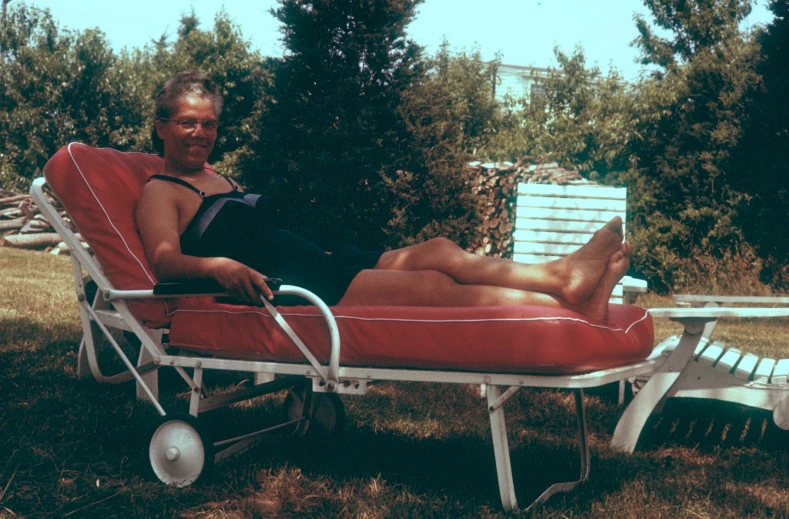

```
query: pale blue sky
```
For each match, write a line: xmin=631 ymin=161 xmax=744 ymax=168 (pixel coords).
xmin=22 ymin=0 xmax=775 ymax=81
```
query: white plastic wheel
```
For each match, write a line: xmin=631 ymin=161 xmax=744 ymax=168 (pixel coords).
xmin=149 ymin=414 xmax=213 ymax=487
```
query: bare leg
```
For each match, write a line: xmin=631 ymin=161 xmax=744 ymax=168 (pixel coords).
xmin=578 ymin=249 xmax=631 ymax=324
xmin=338 ymin=269 xmax=577 ymax=309
xmin=340 ymin=258 xmax=629 ymax=323
xmin=374 ymin=217 xmax=624 ymax=304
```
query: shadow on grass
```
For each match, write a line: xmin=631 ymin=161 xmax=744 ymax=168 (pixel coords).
xmin=204 ymin=410 xmax=609 ymax=513
xmin=202 ymin=388 xmax=634 ymax=513
xmin=639 ymin=398 xmax=789 ymax=452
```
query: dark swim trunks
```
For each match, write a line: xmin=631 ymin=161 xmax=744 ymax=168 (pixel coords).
xmin=149 ymin=175 xmax=382 ymax=305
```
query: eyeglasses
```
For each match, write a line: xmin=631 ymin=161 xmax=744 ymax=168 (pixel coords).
xmin=159 ymin=118 xmax=219 ymax=132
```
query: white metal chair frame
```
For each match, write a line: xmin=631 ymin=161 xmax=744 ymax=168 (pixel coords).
xmin=31 ymin=177 xmax=789 ymax=511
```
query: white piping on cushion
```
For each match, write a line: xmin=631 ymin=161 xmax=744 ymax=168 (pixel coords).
xmin=623 ymin=310 xmax=651 ymax=334
xmin=170 ymin=307 xmax=652 ymax=335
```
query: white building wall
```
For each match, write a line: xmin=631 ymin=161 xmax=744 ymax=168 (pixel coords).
xmin=494 ymin=64 xmax=555 ymax=104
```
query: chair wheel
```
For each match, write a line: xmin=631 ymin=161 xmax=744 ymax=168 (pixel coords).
xmin=283 ymin=385 xmax=346 ymax=436
xmin=148 ymin=414 xmax=213 ymax=486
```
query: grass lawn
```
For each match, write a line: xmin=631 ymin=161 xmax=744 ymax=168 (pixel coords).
xmin=2 ymin=246 xmax=789 ymax=518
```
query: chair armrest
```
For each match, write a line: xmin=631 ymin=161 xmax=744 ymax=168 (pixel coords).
xmin=153 ymin=279 xmax=226 ymax=296
xmin=153 ymin=277 xmax=283 ymax=296
xmin=672 ymin=294 xmax=789 ymax=305
xmin=649 ymin=307 xmax=789 ymax=319
xmin=622 ymin=275 xmax=648 ymax=293
xmin=104 ymin=278 xmax=284 ymax=300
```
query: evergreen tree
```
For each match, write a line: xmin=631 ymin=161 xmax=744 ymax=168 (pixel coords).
xmin=731 ymin=0 xmax=789 ymax=286
xmin=241 ymin=0 xmax=428 ymax=250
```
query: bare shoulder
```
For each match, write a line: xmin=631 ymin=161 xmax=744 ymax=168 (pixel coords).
xmin=136 ymin=180 xmax=181 ymax=223
xmin=140 ymin=177 xmax=170 ymax=198
xmin=138 ymin=179 xmax=179 ymax=208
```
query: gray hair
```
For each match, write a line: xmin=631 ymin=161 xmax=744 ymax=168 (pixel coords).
xmin=151 ymin=71 xmax=223 ymax=156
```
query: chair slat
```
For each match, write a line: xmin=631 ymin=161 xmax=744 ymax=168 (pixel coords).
xmin=771 ymin=359 xmax=789 ymax=384
xmin=734 ymin=353 xmax=759 ymax=380
xmin=517 ymin=183 xmax=626 ymax=199
xmin=512 ymin=230 xmax=592 ymax=245
xmin=516 ymin=206 xmax=622 ymax=224
xmin=698 ymin=343 xmax=725 ymax=367
xmin=754 ymin=358 xmax=776 ymax=383
xmin=515 ymin=219 xmax=624 ymax=234
xmin=517 ymin=195 xmax=626 ymax=212
xmin=513 ymin=242 xmax=584 ymax=256
xmin=716 ymin=347 xmax=742 ymax=373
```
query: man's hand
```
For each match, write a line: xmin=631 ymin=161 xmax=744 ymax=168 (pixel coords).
xmin=210 ymin=257 xmax=275 ymax=304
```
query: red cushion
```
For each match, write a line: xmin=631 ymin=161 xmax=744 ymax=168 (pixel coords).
xmin=44 ymin=143 xmax=172 ymax=326
xmin=169 ymin=302 xmax=654 ymax=374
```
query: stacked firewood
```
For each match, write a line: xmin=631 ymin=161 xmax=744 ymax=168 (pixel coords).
xmin=0 ymin=189 xmax=81 ymax=254
xmin=470 ymin=156 xmax=592 ymax=258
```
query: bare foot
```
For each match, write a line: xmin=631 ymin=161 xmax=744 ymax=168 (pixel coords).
xmin=559 ymin=217 xmax=624 ymax=305
xmin=579 ymin=249 xmax=630 ymax=324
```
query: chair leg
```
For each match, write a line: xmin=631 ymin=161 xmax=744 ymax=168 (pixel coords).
xmin=190 ymin=367 xmax=204 ymax=417
xmin=77 ymin=307 xmax=107 ymax=382
xmin=486 ymin=385 xmax=518 ymax=511
xmin=254 ymin=372 xmax=276 ymax=385
xmin=574 ymin=389 xmax=590 ymax=483
xmin=522 ymin=389 xmax=591 ymax=513
xmin=700 ymin=302 xmax=720 ymax=339
xmin=136 ymin=331 xmax=162 ymax=402
xmin=76 ymin=336 xmax=91 ymax=379
xmin=612 ymin=321 xmax=707 ymax=453
xmin=74 ymin=261 xmax=99 ymax=380
xmin=486 ymin=386 xmax=596 ymax=512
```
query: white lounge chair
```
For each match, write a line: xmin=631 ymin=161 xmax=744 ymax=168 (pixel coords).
xmin=615 ymin=294 xmax=789 ymax=451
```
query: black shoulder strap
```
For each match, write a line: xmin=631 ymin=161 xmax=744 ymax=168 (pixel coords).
xmin=149 ymin=174 xmax=205 ymax=198
xmin=218 ymin=174 xmax=239 ymax=191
